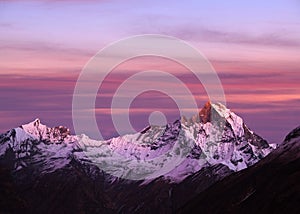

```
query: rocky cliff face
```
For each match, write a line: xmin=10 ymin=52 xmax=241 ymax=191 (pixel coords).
xmin=0 ymin=102 xmax=276 ymax=213
xmin=180 ymin=126 xmax=300 ymax=214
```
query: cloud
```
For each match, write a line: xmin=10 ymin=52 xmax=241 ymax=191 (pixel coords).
xmin=194 ymin=28 xmax=300 ymax=47
xmin=0 ymin=40 xmax=94 ymax=56
xmin=133 ymin=20 xmax=300 ymax=48
xmin=0 ymin=22 xmax=14 ymax=28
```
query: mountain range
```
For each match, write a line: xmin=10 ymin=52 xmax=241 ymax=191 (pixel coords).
xmin=0 ymin=102 xmax=298 ymax=214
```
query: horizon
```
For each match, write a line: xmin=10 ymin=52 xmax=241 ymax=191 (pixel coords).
xmin=0 ymin=0 xmax=300 ymax=143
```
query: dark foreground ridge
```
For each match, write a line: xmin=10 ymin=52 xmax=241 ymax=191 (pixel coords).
xmin=179 ymin=126 xmax=300 ymax=214
xmin=0 ymin=107 xmax=298 ymax=213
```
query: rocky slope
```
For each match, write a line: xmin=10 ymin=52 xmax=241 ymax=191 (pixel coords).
xmin=179 ymin=126 xmax=300 ymax=214
xmin=0 ymin=102 xmax=275 ymax=213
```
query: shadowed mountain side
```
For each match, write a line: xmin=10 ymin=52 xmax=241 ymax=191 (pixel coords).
xmin=0 ymin=103 xmax=278 ymax=213
xmin=179 ymin=126 xmax=300 ymax=214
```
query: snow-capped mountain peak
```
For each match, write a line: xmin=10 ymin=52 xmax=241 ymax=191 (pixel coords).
xmin=211 ymin=102 xmax=244 ymax=137
xmin=198 ymin=102 xmax=244 ymax=137
xmin=21 ymin=118 xmax=72 ymax=143
xmin=0 ymin=102 xmax=275 ymax=182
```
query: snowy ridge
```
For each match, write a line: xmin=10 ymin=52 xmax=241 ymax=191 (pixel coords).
xmin=0 ymin=120 xmax=77 ymax=173
xmin=21 ymin=118 xmax=74 ymax=143
xmin=0 ymin=102 xmax=275 ymax=182
xmin=211 ymin=103 xmax=244 ymax=137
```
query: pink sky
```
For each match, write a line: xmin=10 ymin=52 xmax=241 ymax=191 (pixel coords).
xmin=0 ymin=0 xmax=299 ymax=142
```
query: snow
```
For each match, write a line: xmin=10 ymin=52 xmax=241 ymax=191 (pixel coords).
xmin=211 ymin=103 xmax=244 ymax=137
xmin=15 ymin=127 xmax=35 ymax=142
xmin=0 ymin=103 xmax=276 ymax=182
xmin=0 ymin=128 xmax=34 ymax=156
xmin=21 ymin=118 xmax=47 ymax=140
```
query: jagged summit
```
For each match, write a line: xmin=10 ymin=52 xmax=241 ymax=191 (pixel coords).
xmin=0 ymin=102 xmax=275 ymax=182
xmin=33 ymin=118 xmax=40 ymax=126
xmin=0 ymin=119 xmax=297 ymax=214
xmin=199 ymin=101 xmax=212 ymax=123
xmin=20 ymin=119 xmax=71 ymax=143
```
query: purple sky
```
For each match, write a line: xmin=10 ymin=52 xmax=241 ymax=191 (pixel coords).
xmin=0 ymin=0 xmax=300 ymax=143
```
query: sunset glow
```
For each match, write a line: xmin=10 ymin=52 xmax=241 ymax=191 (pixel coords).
xmin=0 ymin=0 xmax=299 ymax=142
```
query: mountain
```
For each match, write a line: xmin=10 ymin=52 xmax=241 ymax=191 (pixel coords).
xmin=0 ymin=102 xmax=276 ymax=213
xmin=179 ymin=126 xmax=300 ymax=214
